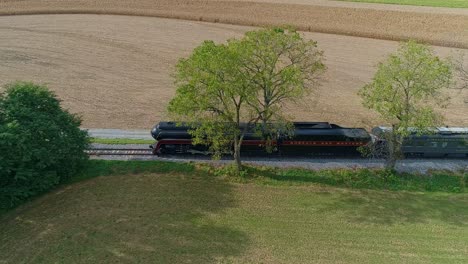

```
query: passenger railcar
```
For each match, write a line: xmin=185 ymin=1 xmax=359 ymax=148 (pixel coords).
xmin=372 ymin=127 xmax=468 ymax=158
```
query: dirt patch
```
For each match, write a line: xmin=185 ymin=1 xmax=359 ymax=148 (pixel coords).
xmin=0 ymin=0 xmax=467 ymax=48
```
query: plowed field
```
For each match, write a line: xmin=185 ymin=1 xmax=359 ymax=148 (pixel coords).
xmin=1 ymin=0 xmax=467 ymax=48
xmin=0 ymin=15 xmax=466 ymax=129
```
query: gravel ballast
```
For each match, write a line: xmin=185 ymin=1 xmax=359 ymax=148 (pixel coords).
xmin=89 ymin=144 xmax=467 ymax=174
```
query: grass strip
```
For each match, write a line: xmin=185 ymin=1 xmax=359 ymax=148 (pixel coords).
xmin=243 ymin=166 xmax=467 ymax=193
xmin=74 ymin=160 xmax=467 ymax=193
xmin=2 ymin=160 xmax=464 ymax=215
xmin=337 ymin=0 xmax=468 ymax=8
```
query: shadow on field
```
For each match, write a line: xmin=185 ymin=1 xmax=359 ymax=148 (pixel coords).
xmin=0 ymin=173 xmax=249 ymax=263
xmin=320 ymin=191 xmax=468 ymax=226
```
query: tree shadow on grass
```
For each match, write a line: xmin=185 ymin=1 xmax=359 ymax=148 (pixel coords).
xmin=0 ymin=172 xmax=249 ymax=263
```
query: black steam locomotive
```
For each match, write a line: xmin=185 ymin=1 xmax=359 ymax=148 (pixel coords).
xmin=150 ymin=121 xmax=468 ymax=158
xmin=150 ymin=121 xmax=371 ymax=156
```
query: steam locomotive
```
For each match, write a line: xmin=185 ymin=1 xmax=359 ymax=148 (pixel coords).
xmin=149 ymin=121 xmax=468 ymax=158
xmin=151 ymin=122 xmax=371 ymax=156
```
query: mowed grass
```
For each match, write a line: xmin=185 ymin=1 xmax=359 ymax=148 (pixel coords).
xmin=1 ymin=161 xmax=467 ymax=263
xmin=337 ymin=0 xmax=468 ymax=8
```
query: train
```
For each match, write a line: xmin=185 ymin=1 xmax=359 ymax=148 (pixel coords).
xmin=149 ymin=121 xmax=468 ymax=158
xmin=372 ymin=127 xmax=468 ymax=158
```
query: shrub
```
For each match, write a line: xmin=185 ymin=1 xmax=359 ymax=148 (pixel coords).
xmin=0 ymin=82 xmax=89 ymax=208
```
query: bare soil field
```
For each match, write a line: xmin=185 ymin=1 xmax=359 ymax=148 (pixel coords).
xmin=210 ymin=0 xmax=468 ymax=13
xmin=0 ymin=0 xmax=467 ymax=49
xmin=0 ymin=15 xmax=466 ymax=129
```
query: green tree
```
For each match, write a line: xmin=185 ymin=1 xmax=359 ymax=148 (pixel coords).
xmin=168 ymin=28 xmax=324 ymax=172
xmin=234 ymin=28 xmax=325 ymax=136
xmin=0 ymin=82 xmax=89 ymax=208
xmin=359 ymin=41 xmax=453 ymax=170
xmin=168 ymin=40 xmax=255 ymax=171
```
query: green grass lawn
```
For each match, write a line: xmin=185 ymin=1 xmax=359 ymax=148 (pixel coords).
xmin=336 ymin=0 xmax=468 ymax=8
xmin=1 ymin=161 xmax=467 ymax=263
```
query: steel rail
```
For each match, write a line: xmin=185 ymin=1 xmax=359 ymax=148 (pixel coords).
xmin=86 ymin=148 xmax=153 ymax=156
xmin=85 ymin=148 xmax=467 ymax=160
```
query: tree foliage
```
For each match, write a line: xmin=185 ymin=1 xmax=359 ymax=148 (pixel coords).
xmin=359 ymin=41 xmax=453 ymax=169
xmin=0 ymin=82 xmax=89 ymax=208
xmin=234 ymin=28 xmax=325 ymax=130
xmin=168 ymin=27 xmax=325 ymax=172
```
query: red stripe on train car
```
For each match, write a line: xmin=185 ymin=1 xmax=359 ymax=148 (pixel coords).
xmin=241 ymin=140 xmax=277 ymax=146
xmin=155 ymin=139 xmax=367 ymax=151
xmin=282 ymin=141 xmax=366 ymax=146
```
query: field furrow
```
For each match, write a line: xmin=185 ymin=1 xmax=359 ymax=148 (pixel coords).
xmin=0 ymin=15 xmax=466 ymax=129
xmin=0 ymin=0 xmax=467 ymax=48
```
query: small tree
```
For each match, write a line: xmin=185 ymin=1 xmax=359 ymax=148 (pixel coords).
xmin=0 ymin=82 xmax=89 ymax=208
xmin=168 ymin=28 xmax=325 ymax=173
xmin=359 ymin=41 xmax=453 ymax=170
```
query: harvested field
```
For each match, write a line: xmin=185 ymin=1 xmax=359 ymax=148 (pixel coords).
xmin=0 ymin=0 xmax=467 ymax=48
xmin=0 ymin=15 xmax=466 ymax=129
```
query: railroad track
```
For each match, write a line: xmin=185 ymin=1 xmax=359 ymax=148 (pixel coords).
xmin=85 ymin=148 xmax=359 ymax=159
xmin=86 ymin=148 xmax=153 ymax=156
xmin=85 ymin=148 xmax=468 ymax=162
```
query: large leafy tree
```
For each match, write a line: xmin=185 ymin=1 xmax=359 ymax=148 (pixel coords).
xmin=0 ymin=82 xmax=89 ymax=208
xmin=168 ymin=40 xmax=255 ymax=171
xmin=234 ymin=28 xmax=325 ymax=134
xmin=359 ymin=41 xmax=454 ymax=170
xmin=168 ymin=28 xmax=324 ymax=172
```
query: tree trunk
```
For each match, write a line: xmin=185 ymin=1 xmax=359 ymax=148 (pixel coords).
xmin=385 ymin=126 xmax=401 ymax=171
xmin=385 ymin=133 xmax=396 ymax=170
xmin=233 ymin=137 xmax=242 ymax=174
xmin=385 ymin=154 xmax=397 ymax=171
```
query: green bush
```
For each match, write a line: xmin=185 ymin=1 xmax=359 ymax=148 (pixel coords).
xmin=0 ymin=82 xmax=89 ymax=208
